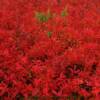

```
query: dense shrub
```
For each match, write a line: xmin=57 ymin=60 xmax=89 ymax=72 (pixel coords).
xmin=0 ymin=0 xmax=100 ymax=100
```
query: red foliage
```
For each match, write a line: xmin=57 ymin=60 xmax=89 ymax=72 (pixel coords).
xmin=0 ymin=0 xmax=100 ymax=99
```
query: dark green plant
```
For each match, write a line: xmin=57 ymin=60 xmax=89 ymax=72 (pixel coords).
xmin=47 ymin=31 xmax=52 ymax=38
xmin=35 ymin=10 xmax=52 ymax=23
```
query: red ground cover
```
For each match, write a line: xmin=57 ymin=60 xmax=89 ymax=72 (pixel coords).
xmin=0 ymin=0 xmax=100 ymax=100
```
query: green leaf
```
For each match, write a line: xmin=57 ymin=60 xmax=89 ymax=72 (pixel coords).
xmin=35 ymin=10 xmax=52 ymax=23
xmin=35 ymin=12 xmax=47 ymax=22
xmin=47 ymin=31 xmax=52 ymax=37
xmin=61 ymin=8 xmax=68 ymax=17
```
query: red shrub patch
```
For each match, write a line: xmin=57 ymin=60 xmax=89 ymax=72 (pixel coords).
xmin=0 ymin=0 xmax=100 ymax=99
